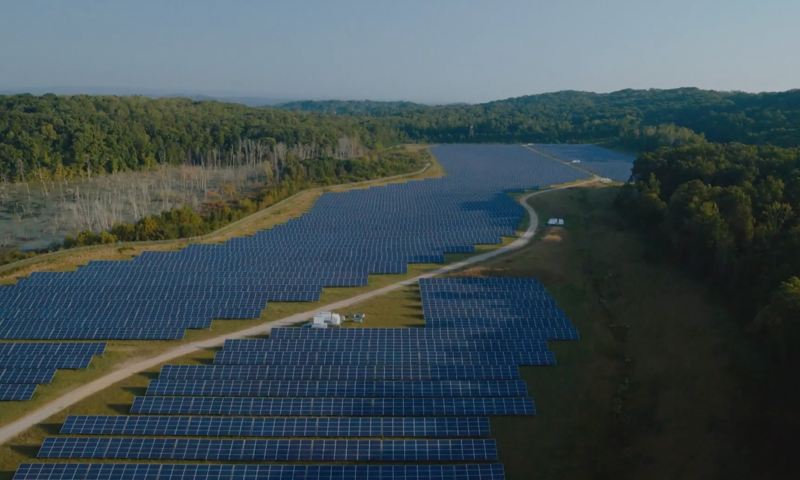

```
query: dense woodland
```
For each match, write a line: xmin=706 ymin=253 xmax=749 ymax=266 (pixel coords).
xmin=281 ymin=88 xmax=800 ymax=148
xmin=3 ymin=88 xmax=800 ymax=182
xmin=0 ymin=94 xmax=400 ymax=181
xmin=617 ymin=143 xmax=800 ymax=363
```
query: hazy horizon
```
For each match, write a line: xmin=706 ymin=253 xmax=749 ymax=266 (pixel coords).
xmin=1 ymin=0 xmax=798 ymax=103
xmin=1 ymin=84 xmax=797 ymax=107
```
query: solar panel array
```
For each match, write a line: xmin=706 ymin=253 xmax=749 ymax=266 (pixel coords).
xmin=19 ymin=276 xmax=580 ymax=479
xmin=419 ymin=277 xmax=580 ymax=341
xmin=0 ymin=144 xmax=588 ymax=341
xmin=0 ymin=342 xmax=105 ymax=401
xmin=13 ymin=142 xmax=589 ymax=479
xmin=533 ymin=143 xmax=635 ymax=181
xmin=15 ymin=464 xmax=506 ymax=480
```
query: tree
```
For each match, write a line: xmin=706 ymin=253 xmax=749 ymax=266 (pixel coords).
xmin=754 ymin=276 xmax=800 ymax=363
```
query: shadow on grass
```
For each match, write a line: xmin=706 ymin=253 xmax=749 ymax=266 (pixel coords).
xmin=122 ymin=386 xmax=147 ymax=396
xmin=9 ymin=445 xmax=37 ymax=458
xmin=37 ymin=423 xmax=61 ymax=435
xmin=136 ymin=371 xmax=159 ymax=381
xmin=109 ymin=403 xmax=131 ymax=415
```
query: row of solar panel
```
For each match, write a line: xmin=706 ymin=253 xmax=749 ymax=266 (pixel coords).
xmin=212 ymin=350 xmax=556 ymax=366
xmin=60 ymin=415 xmax=492 ymax=438
xmin=14 ymin=463 xmax=506 ymax=480
xmin=157 ymin=364 xmax=522 ymax=381
xmin=145 ymin=380 xmax=530 ymax=398
xmin=11 ymin=147 xmax=591 ymax=476
xmin=222 ymin=338 xmax=549 ymax=351
xmin=38 ymin=437 xmax=499 ymax=461
xmin=129 ymin=397 xmax=537 ymax=416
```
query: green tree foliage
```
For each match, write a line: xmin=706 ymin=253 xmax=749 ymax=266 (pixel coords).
xmin=281 ymin=88 xmax=800 ymax=148
xmin=755 ymin=276 xmax=800 ymax=363
xmin=0 ymin=94 xmax=401 ymax=181
xmin=618 ymin=142 xmax=800 ymax=336
xmin=5 ymin=88 xmax=800 ymax=181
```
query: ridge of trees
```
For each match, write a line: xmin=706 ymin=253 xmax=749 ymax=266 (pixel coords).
xmin=0 ymin=94 xmax=401 ymax=182
xmin=4 ymin=88 xmax=800 ymax=183
xmin=279 ymin=88 xmax=800 ymax=148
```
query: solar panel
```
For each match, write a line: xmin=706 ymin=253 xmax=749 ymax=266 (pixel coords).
xmin=60 ymin=415 xmax=492 ymax=438
xmin=0 ymin=145 xmax=588 ymax=341
xmin=38 ymin=437 xmax=499 ymax=461
xmin=130 ymin=396 xmax=536 ymax=416
xmin=158 ymin=364 xmax=521 ymax=381
xmin=0 ymin=383 xmax=36 ymax=401
xmin=14 ymin=463 xmax=506 ymax=480
xmin=213 ymin=350 xmax=556 ymax=366
xmin=226 ymin=338 xmax=550 ymax=352
xmin=145 ymin=380 xmax=529 ymax=398
xmin=0 ymin=369 xmax=56 ymax=384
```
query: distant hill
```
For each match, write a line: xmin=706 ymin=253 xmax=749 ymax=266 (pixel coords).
xmin=0 ymin=87 xmax=292 ymax=107
xmin=4 ymin=88 xmax=800 ymax=182
xmin=278 ymin=99 xmax=431 ymax=116
xmin=278 ymin=88 xmax=800 ymax=147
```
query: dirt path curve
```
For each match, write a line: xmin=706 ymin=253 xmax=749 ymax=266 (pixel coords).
xmin=0 ymin=177 xmax=596 ymax=446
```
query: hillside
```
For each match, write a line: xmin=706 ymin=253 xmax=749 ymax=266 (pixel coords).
xmin=279 ymin=88 xmax=800 ymax=147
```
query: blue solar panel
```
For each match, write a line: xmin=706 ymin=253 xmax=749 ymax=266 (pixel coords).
xmin=130 ymin=396 xmax=536 ymax=416
xmin=60 ymin=415 xmax=492 ymax=438
xmin=145 ymin=380 xmax=529 ymax=398
xmin=213 ymin=350 xmax=556 ymax=366
xmin=158 ymin=364 xmax=521 ymax=381
xmin=0 ymin=383 xmax=37 ymax=401
xmin=13 ymin=463 xmax=506 ymax=480
xmin=0 ymin=369 xmax=56 ymax=384
xmin=0 ymin=343 xmax=105 ymax=356
xmin=533 ymin=144 xmax=634 ymax=181
xmin=0 ymin=355 xmax=96 ymax=370
xmin=0 ymin=144 xmax=589 ymax=341
xmin=38 ymin=437 xmax=499 ymax=461
xmin=225 ymin=338 xmax=550 ymax=352
xmin=8 ymin=144 xmax=589 ymax=477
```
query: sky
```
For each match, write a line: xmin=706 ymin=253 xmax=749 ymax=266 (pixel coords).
xmin=0 ymin=0 xmax=798 ymax=104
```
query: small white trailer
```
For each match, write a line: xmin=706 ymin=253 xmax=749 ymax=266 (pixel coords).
xmin=311 ymin=311 xmax=343 ymax=329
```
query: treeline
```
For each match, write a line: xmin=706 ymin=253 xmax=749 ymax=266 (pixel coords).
xmin=0 ymin=94 xmax=401 ymax=181
xmin=62 ymin=147 xmax=427 ymax=248
xmin=281 ymin=88 xmax=800 ymax=149
xmin=5 ymin=89 xmax=800 ymax=183
xmin=616 ymin=142 xmax=800 ymax=364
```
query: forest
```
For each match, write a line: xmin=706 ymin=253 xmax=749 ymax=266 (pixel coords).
xmin=281 ymin=88 xmax=800 ymax=148
xmin=616 ymin=142 xmax=800 ymax=365
xmin=0 ymin=94 xmax=400 ymax=181
xmin=3 ymin=88 xmax=800 ymax=182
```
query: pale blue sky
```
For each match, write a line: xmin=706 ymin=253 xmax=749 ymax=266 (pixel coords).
xmin=1 ymin=0 xmax=798 ymax=103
